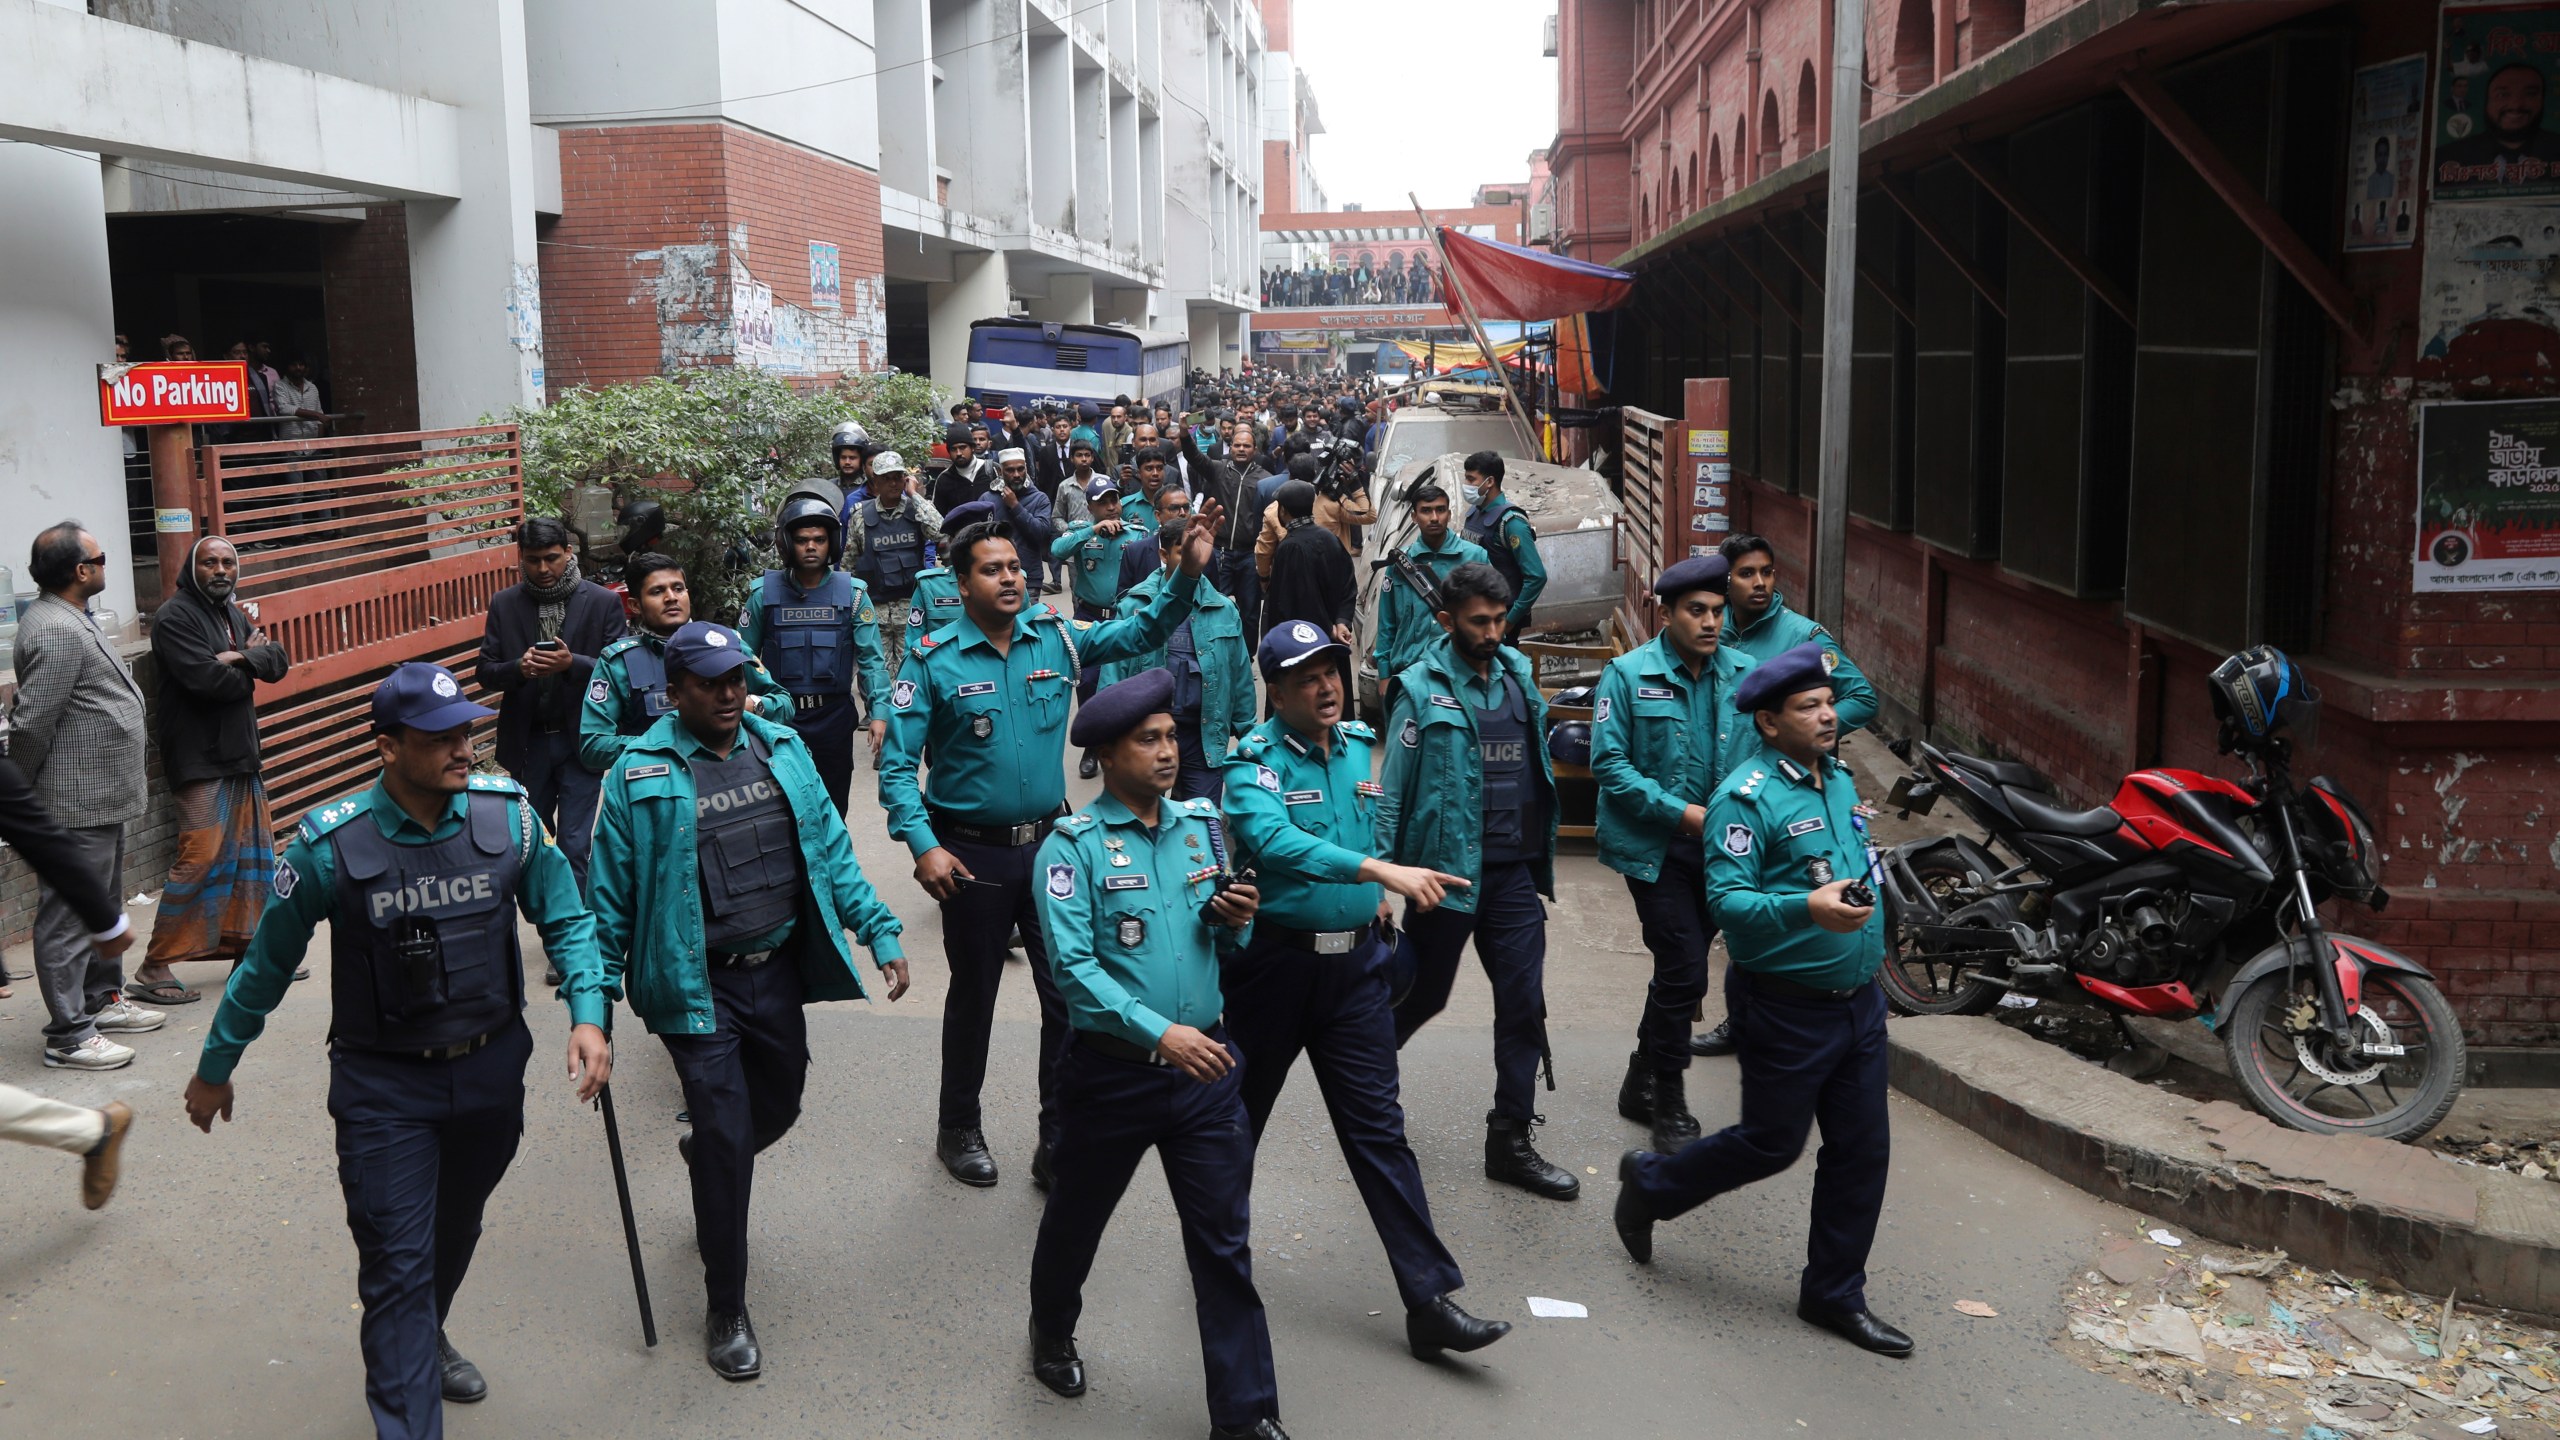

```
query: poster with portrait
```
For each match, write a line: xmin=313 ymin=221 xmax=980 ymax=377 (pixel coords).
xmin=2346 ymin=55 xmax=2426 ymax=250
xmin=2414 ymin=398 xmax=2560 ymax=592
xmin=2434 ymin=2 xmax=2560 ymax=199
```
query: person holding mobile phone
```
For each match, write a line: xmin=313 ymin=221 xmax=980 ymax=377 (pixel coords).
xmin=479 ymin=517 xmax=625 ymax=895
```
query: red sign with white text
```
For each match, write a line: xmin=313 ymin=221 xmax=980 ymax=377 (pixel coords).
xmin=98 ymin=362 xmax=251 ymax=425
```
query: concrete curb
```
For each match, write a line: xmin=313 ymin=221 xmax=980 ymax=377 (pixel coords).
xmin=1885 ymin=1016 xmax=2560 ymax=1318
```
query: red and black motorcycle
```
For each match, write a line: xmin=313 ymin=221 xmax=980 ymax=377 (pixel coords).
xmin=1872 ymin=647 xmax=2464 ymax=1141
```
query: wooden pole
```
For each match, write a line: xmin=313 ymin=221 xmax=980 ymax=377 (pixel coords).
xmin=1412 ymin=194 xmax=1543 ymax=459
xmin=148 ymin=424 xmax=197 ymax=606
xmin=1810 ymin=0 xmax=1866 ymax=633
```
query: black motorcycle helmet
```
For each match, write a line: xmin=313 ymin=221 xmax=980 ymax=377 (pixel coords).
xmin=615 ymin=497 xmax=667 ymax=557
xmin=774 ymin=479 xmax=846 ymax=564
xmin=2208 ymin=645 xmax=2319 ymax=753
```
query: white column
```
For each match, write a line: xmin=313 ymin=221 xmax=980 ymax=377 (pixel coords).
xmin=928 ymin=249 xmax=1012 ymax=397
xmin=1218 ymin=310 xmax=1243 ymax=376
xmin=1023 ymin=272 xmax=1097 ymax=325
xmin=0 ymin=139 xmax=131 ymax=619
xmin=1187 ymin=303 xmax=1221 ymax=375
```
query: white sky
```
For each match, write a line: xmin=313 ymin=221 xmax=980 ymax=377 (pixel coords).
xmin=1289 ymin=0 xmax=1558 ymax=212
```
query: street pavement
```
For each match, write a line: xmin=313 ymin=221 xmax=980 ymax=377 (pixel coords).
xmin=0 ymin=735 xmax=2228 ymax=1438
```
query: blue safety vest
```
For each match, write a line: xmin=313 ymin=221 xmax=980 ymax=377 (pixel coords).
xmin=1464 ymin=496 xmax=1526 ymax=602
xmin=1475 ymin=671 xmax=1538 ymax=863
xmin=620 ymin=641 xmax=675 ymax=734
xmin=759 ymin=570 xmax=856 ymax=708
xmin=854 ymin=500 xmax=927 ymax=597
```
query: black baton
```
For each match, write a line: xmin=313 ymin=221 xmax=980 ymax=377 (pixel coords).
xmin=596 ymin=1085 xmax=658 ymax=1347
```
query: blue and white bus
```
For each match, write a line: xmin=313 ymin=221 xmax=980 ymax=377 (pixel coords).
xmin=964 ymin=318 xmax=1188 ymax=414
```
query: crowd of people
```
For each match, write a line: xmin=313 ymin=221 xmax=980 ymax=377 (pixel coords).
xmin=1 ymin=365 xmax=1906 ymax=1440
xmin=1261 ymin=256 xmax=1434 ymax=308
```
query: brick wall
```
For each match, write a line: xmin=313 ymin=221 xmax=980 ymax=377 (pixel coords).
xmin=541 ymin=123 xmax=888 ymax=392
xmin=1 ymin=642 xmax=183 ymax=950
xmin=319 ymin=205 xmax=421 ymax=434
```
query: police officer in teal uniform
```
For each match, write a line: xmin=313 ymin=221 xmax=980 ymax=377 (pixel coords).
xmin=1459 ymin=452 xmax=1546 ymax=643
xmin=900 ymin=558 xmax=964 ymax=672
xmin=1718 ymin=533 xmax=1877 ymax=735
xmin=580 ymin=553 xmax=789 ymax=775
xmin=1025 ymin=669 xmax=1285 ymax=1440
xmin=1589 ymin=555 xmax=1758 ymax=1147
xmin=1371 ymin=480 xmax=1486 ymax=711
xmin=1099 ymin=519 xmax=1255 ymax=801
xmin=184 ymin=663 xmax=611 ymax=1439
xmin=588 ymin=621 xmax=910 ymax=1380
xmin=880 ymin=501 xmax=1225 ymax=1189
xmin=1378 ymin=563 xmax=1579 ymax=1201
xmin=1610 ymin=642 xmax=1912 ymax=1361
xmin=740 ymin=489 xmax=890 ymax=814
xmin=1221 ymin=624 xmax=1506 ymax=1361
xmin=1048 ymin=479 xmax=1132 ymax=715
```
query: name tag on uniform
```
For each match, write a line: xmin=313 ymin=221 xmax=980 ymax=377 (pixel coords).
xmin=1283 ymin=790 xmax=1323 ymax=805
xmin=1637 ymin=687 xmax=1676 ymax=699
xmin=775 ymin=606 xmax=840 ymax=624
xmin=931 ymin=596 xmax=961 ymax=608
xmin=1428 ymin=694 xmax=1462 ymax=709
xmin=955 ymin=681 xmax=997 ymax=697
xmin=1103 ymin=875 xmax=1149 ymax=890
xmin=1787 ymin=817 xmax=1826 ymax=836
xmin=625 ymin=763 xmax=671 ymax=779
xmin=1355 ymin=780 xmax=1384 ymax=797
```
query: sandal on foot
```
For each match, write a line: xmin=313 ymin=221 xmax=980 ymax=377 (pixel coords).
xmin=125 ymin=978 xmax=201 ymax=1006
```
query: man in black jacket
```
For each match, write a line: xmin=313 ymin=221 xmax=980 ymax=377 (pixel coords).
xmin=478 ymin=517 xmax=627 ymax=893
xmin=131 ymin=536 xmax=290 ymax=1005
xmin=1262 ymin=480 xmax=1355 ymax=650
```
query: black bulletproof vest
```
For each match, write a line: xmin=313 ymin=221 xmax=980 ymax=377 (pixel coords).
xmin=1464 ymin=497 xmax=1527 ymax=603
xmin=621 ymin=640 xmax=675 ymax=734
xmin=1165 ymin=617 xmax=1205 ymax=723
xmin=328 ymin=791 xmax=524 ymax=1050
xmin=689 ymin=735 xmax=802 ymax=951
xmin=855 ymin=500 xmax=926 ymax=597
xmin=1475 ymin=672 xmax=1538 ymax=862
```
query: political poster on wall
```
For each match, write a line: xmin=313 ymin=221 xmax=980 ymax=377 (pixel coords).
xmin=2415 ymin=398 xmax=2560 ymax=592
xmin=2347 ymin=54 xmax=2425 ymax=250
xmin=2433 ymin=2 xmax=2560 ymax=200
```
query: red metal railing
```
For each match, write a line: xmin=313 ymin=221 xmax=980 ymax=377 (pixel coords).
xmin=194 ymin=427 xmax=522 ymax=830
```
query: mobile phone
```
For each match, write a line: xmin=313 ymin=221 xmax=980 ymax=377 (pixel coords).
xmin=535 ymin=639 xmax=566 ymax=651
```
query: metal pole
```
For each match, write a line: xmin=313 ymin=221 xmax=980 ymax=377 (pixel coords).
xmin=1411 ymin=194 xmax=1542 ymax=459
xmin=1810 ymin=0 xmax=1867 ymax=633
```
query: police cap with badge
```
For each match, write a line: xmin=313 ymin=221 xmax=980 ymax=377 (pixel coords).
xmin=1733 ymin=641 xmax=1832 ymax=715
xmin=665 ymin=620 xmax=752 ymax=680
xmin=1256 ymin=619 xmax=1347 ymax=681
xmin=373 ymin=661 xmax=497 ymax=733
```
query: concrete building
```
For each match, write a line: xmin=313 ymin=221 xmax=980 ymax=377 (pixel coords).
xmin=1257 ymin=0 xmax=1330 ymax=275
xmin=1551 ymin=0 xmax=2559 ymax=1046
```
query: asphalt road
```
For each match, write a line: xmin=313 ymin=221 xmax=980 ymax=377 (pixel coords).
xmin=0 ymin=734 xmax=2225 ymax=1438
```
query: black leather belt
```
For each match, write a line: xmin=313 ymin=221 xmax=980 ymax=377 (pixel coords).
xmin=345 ymin=1027 xmax=505 ymax=1062
xmin=1745 ymin=971 xmax=1866 ymax=1003
xmin=1075 ymin=1022 xmax=1224 ymax=1066
xmin=932 ymin=809 xmax=1060 ymax=848
xmin=791 ymin=692 xmax=850 ymax=713
xmin=712 ymin=947 xmax=777 ymax=969
xmin=1264 ymin=923 xmax=1371 ymax=955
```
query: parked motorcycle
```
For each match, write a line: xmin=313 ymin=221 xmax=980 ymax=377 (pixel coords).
xmin=1871 ymin=646 xmax=2463 ymax=1141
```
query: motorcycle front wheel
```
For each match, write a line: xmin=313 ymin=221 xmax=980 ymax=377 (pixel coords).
xmin=2221 ymin=966 xmax=2465 ymax=1141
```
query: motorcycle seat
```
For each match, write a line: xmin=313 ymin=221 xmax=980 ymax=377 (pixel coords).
xmin=1950 ymin=750 xmax=2052 ymax=792
xmin=2000 ymin=785 xmax=2123 ymax=837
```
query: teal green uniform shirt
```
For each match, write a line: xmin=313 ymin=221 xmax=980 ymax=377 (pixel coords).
xmin=1589 ymin=634 xmax=1761 ymax=882
xmin=1702 ymin=751 xmax=1886 ymax=991
xmin=1222 ymin=716 xmax=1385 ymax=931
xmin=1050 ymin=522 xmax=1130 ymax=610
xmin=590 ymin=711 xmax=906 ymax=1036
xmin=1723 ymin=593 xmax=1878 ymax=735
xmin=1098 ymin=572 xmax=1257 ymax=753
xmin=578 ymin=629 xmax=792 ymax=773
xmin=1034 ymin=794 xmax=1249 ymax=1050
xmin=738 ymin=569 xmax=892 ymax=712
xmin=1377 ymin=637 xmax=1558 ymax=913
xmin=880 ymin=576 xmax=1201 ymax=858
xmin=196 ymin=775 xmax=604 ymax=1085
xmin=1372 ymin=530 xmax=1489 ymax=686
xmin=901 ymin=567 xmax=964 ymax=664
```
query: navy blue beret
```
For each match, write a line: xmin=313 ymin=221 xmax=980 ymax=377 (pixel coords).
xmin=1071 ymin=667 xmax=1177 ymax=748
xmin=1653 ymin=554 xmax=1730 ymax=601
xmin=1733 ymin=640 xmax=1833 ymax=713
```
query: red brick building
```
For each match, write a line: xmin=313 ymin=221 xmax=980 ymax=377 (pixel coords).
xmin=1552 ymin=0 xmax=2559 ymax=1047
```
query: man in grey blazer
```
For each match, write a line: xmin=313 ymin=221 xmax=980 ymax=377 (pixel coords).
xmin=9 ymin=522 xmax=165 ymax=1069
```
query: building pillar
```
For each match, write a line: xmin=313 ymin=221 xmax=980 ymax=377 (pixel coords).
xmin=1188 ymin=304 xmax=1222 ymax=377
xmin=928 ymin=248 xmax=1011 ymax=397
xmin=0 ymin=140 xmax=132 ymax=619
xmin=1023 ymin=271 xmax=1096 ymax=324
xmin=1217 ymin=310 xmax=1244 ymax=376
xmin=1097 ymin=286 xmax=1150 ymax=328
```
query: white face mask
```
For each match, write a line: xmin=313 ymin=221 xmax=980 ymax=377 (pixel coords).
xmin=1465 ymin=485 xmax=1486 ymax=508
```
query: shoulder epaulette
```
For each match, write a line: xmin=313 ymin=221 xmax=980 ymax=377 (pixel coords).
xmin=466 ymin=774 xmax=525 ymax=796
xmin=1054 ymin=812 xmax=1099 ymax=836
xmin=600 ymin=634 xmax=645 ymax=659
xmin=296 ymin=793 xmax=372 ymax=844
xmin=1727 ymin=766 xmax=1769 ymax=801
xmin=1234 ymin=730 xmax=1272 ymax=760
xmin=1180 ymin=797 xmax=1220 ymax=817
xmin=1338 ymin=719 xmax=1377 ymax=742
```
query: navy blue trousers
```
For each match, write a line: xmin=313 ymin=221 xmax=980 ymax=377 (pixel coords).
xmin=789 ymin=696 xmax=861 ymax=816
xmin=1393 ymin=860 xmax=1549 ymax=1123
xmin=330 ymin=1018 xmax=532 ymax=1440
xmin=1626 ymin=836 xmax=1717 ymax=1070
xmin=935 ymin=826 xmax=1070 ymax=1149
xmin=1222 ymin=931 xmax=1463 ymax=1310
xmin=1209 ymin=548 xmax=1260 ymax=640
xmin=1073 ymin=602 xmax=1108 ymax=702
xmin=1627 ymin=973 xmax=1891 ymax=1312
xmin=516 ymin=728 xmax=599 ymax=894
xmin=1173 ymin=721 xmax=1223 ymax=803
xmin=659 ymin=958 xmax=809 ymax=1313
xmin=1030 ymin=1036 xmax=1277 ymax=1430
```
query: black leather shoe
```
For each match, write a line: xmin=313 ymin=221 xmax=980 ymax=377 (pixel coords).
xmin=1690 ymin=1018 xmax=1737 ymax=1057
xmin=1612 ymin=1150 xmax=1655 ymax=1264
xmin=1797 ymin=1299 xmax=1914 ymax=1358
xmin=1483 ymin=1114 xmax=1579 ymax=1200
xmin=1030 ymin=1321 xmax=1085 ymax=1397
xmin=543 ymin=963 xmax=565 ymax=989
xmin=706 ymin=1308 xmax=762 ymax=1379
xmin=1648 ymin=1068 xmax=1702 ymax=1151
xmin=938 ymin=1126 xmax=998 ymax=1187
xmin=1209 ymin=1421 xmax=1290 ymax=1439
xmin=677 ymin=1130 xmax=693 ymax=1168
xmin=1030 ymin=1140 xmax=1056 ymax=1193
xmin=1406 ymin=1293 xmax=1511 ymax=1359
xmin=438 ymin=1331 xmax=486 ymax=1403
xmin=1078 ymin=755 xmax=1100 ymax=779
xmin=1615 ymin=1050 xmax=1654 ymax=1125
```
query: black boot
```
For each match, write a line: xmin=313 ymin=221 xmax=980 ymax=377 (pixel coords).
xmin=1690 ymin=1017 xmax=1736 ymax=1057
xmin=1210 ymin=1422 xmax=1290 ymax=1439
xmin=1406 ymin=1293 xmax=1511 ymax=1359
xmin=438 ymin=1331 xmax=487 ymax=1403
xmin=1648 ymin=1068 xmax=1701 ymax=1151
xmin=1030 ymin=1321 xmax=1086 ymax=1396
xmin=705 ymin=1309 xmax=761 ymax=1380
xmin=1483 ymin=1114 xmax=1579 ymax=1200
xmin=1030 ymin=1140 xmax=1056 ymax=1193
xmin=937 ymin=1126 xmax=998 ymax=1187
xmin=1615 ymin=1050 xmax=1654 ymax=1125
